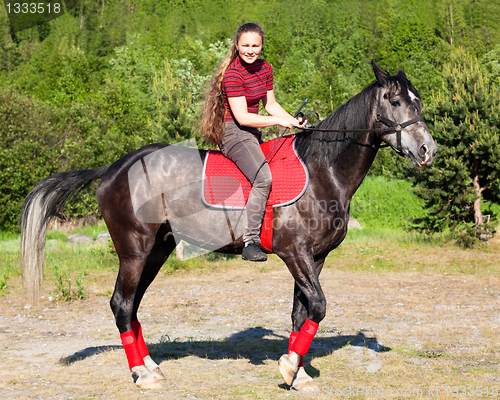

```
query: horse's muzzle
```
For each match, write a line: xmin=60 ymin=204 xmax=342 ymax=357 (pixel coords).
xmin=416 ymin=141 xmax=437 ymax=167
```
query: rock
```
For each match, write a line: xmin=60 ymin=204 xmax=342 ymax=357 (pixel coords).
xmin=67 ymin=233 xmax=95 ymax=244
xmin=479 ymin=233 xmax=493 ymax=241
xmin=96 ymin=231 xmax=111 ymax=243
xmin=47 ymin=246 xmax=62 ymax=252
xmin=348 ymin=216 xmax=363 ymax=230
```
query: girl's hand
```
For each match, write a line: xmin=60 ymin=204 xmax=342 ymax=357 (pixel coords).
xmin=277 ymin=116 xmax=307 ymax=129
xmin=296 ymin=117 xmax=308 ymax=128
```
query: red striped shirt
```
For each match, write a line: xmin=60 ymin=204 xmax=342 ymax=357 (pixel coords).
xmin=223 ymin=56 xmax=274 ymax=122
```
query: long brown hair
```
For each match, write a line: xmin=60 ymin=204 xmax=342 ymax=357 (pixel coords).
xmin=201 ymin=23 xmax=265 ymax=145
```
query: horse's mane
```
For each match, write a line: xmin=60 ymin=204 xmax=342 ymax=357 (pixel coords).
xmin=295 ymin=72 xmax=421 ymax=167
xmin=294 ymin=82 xmax=378 ymax=166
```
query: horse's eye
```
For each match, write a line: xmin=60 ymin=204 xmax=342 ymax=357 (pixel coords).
xmin=390 ymin=100 xmax=401 ymax=107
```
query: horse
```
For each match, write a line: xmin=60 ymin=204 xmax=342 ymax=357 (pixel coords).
xmin=20 ymin=61 xmax=437 ymax=391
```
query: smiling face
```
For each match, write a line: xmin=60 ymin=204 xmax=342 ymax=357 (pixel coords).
xmin=236 ymin=31 xmax=263 ymax=64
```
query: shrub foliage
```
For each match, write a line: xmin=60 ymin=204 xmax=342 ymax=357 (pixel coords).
xmin=413 ymin=56 xmax=500 ymax=237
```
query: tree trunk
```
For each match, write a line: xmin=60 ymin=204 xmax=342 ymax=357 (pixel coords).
xmin=472 ymin=174 xmax=483 ymax=226
xmin=176 ymin=241 xmax=184 ymax=261
xmin=100 ymin=0 xmax=105 ymax=30
xmin=449 ymin=4 xmax=454 ymax=46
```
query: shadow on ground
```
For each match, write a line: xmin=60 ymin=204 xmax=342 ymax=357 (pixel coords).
xmin=59 ymin=327 xmax=390 ymax=376
xmin=60 ymin=345 xmax=122 ymax=365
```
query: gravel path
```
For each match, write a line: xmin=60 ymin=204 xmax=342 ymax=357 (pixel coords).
xmin=1 ymin=264 xmax=499 ymax=399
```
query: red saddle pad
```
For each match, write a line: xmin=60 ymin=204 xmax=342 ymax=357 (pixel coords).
xmin=201 ymin=135 xmax=309 ymax=209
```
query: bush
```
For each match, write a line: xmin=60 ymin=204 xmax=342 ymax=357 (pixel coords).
xmin=454 ymin=224 xmax=479 ymax=249
xmin=0 ymin=88 xmax=139 ymax=230
xmin=0 ymin=89 xmax=64 ymax=230
xmin=52 ymin=264 xmax=86 ymax=301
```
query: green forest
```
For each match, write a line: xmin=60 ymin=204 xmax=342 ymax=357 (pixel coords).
xmin=1 ymin=0 xmax=500 ymax=242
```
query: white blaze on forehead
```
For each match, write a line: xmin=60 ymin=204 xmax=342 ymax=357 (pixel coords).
xmin=408 ymin=90 xmax=418 ymax=103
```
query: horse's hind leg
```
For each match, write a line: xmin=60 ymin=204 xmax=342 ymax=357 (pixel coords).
xmin=130 ymin=228 xmax=176 ymax=382
xmin=110 ymin=225 xmax=176 ymax=389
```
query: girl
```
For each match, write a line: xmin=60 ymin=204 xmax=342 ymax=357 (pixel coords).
xmin=202 ymin=22 xmax=304 ymax=261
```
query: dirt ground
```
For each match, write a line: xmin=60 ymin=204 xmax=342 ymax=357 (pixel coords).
xmin=1 ymin=261 xmax=500 ymax=399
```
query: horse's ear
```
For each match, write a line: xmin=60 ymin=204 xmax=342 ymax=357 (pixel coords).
xmin=396 ymin=68 xmax=407 ymax=79
xmin=371 ymin=60 xmax=388 ymax=85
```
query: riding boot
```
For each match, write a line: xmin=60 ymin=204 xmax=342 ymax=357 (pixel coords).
xmin=242 ymin=242 xmax=267 ymax=261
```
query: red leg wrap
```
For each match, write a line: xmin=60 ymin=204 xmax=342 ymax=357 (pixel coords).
xmin=131 ymin=320 xmax=149 ymax=359
xmin=120 ymin=330 xmax=144 ymax=370
xmin=289 ymin=319 xmax=319 ymax=357
xmin=288 ymin=331 xmax=303 ymax=367
xmin=289 ymin=331 xmax=299 ymax=350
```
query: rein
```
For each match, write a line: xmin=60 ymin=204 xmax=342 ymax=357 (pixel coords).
xmin=296 ymin=88 xmax=425 ymax=156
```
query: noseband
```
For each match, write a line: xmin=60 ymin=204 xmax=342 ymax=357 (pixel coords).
xmin=374 ymin=87 xmax=425 ymax=156
xmin=298 ymin=87 xmax=425 ymax=156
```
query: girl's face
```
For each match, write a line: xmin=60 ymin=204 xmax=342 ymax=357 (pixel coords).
xmin=236 ymin=31 xmax=263 ymax=64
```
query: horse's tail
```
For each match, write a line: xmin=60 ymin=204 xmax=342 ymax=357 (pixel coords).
xmin=20 ymin=166 xmax=109 ymax=305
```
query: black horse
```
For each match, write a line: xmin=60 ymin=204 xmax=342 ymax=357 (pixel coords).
xmin=20 ymin=61 xmax=437 ymax=390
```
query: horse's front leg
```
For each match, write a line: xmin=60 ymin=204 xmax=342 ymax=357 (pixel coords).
xmin=278 ymin=249 xmax=326 ymax=391
xmin=282 ymin=254 xmax=326 ymax=390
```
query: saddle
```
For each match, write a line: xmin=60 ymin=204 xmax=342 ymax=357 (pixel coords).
xmin=201 ymin=135 xmax=309 ymax=252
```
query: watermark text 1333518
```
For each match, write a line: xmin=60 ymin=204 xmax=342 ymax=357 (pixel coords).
xmin=3 ymin=1 xmax=78 ymax=33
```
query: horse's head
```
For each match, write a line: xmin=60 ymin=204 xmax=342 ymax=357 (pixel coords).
xmin=372 ymin=61 xmax=437 ymax=167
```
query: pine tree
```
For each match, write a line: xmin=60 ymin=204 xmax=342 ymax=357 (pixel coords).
xmin=413 ymin=56 xmax=500 ymax=239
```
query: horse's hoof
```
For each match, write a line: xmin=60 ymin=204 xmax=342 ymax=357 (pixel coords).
xmin=278 ymin=354 xmax=297 ymax=386
xmin=291 ymin=366 xmax=319 ymax=391
xmin=151 ymin=367 xmax=166 ymax=381
xmin=132 ymin=365 xmax=163 ymax=390
xmin=136 ymin=378 xmax=163 ymax=390
xmin=144 ymin=356 xmax=166 ymax=381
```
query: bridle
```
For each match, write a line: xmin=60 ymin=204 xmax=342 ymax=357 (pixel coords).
xmin=297 ymin=86 xmax=425 ymax=157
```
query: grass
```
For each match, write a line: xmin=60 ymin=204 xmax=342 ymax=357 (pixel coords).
xmin=350 ymin=176 xmax=427 ymax=230
xmin=2 ymin=220 xmax=500 ymax=284
xmin=46 ymin=220 xmax=109 ymax=240
xmin=0 ymin=272 xmax=8 ymax=295
xmin=332 ymin=225 xmax=500 ymax=274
